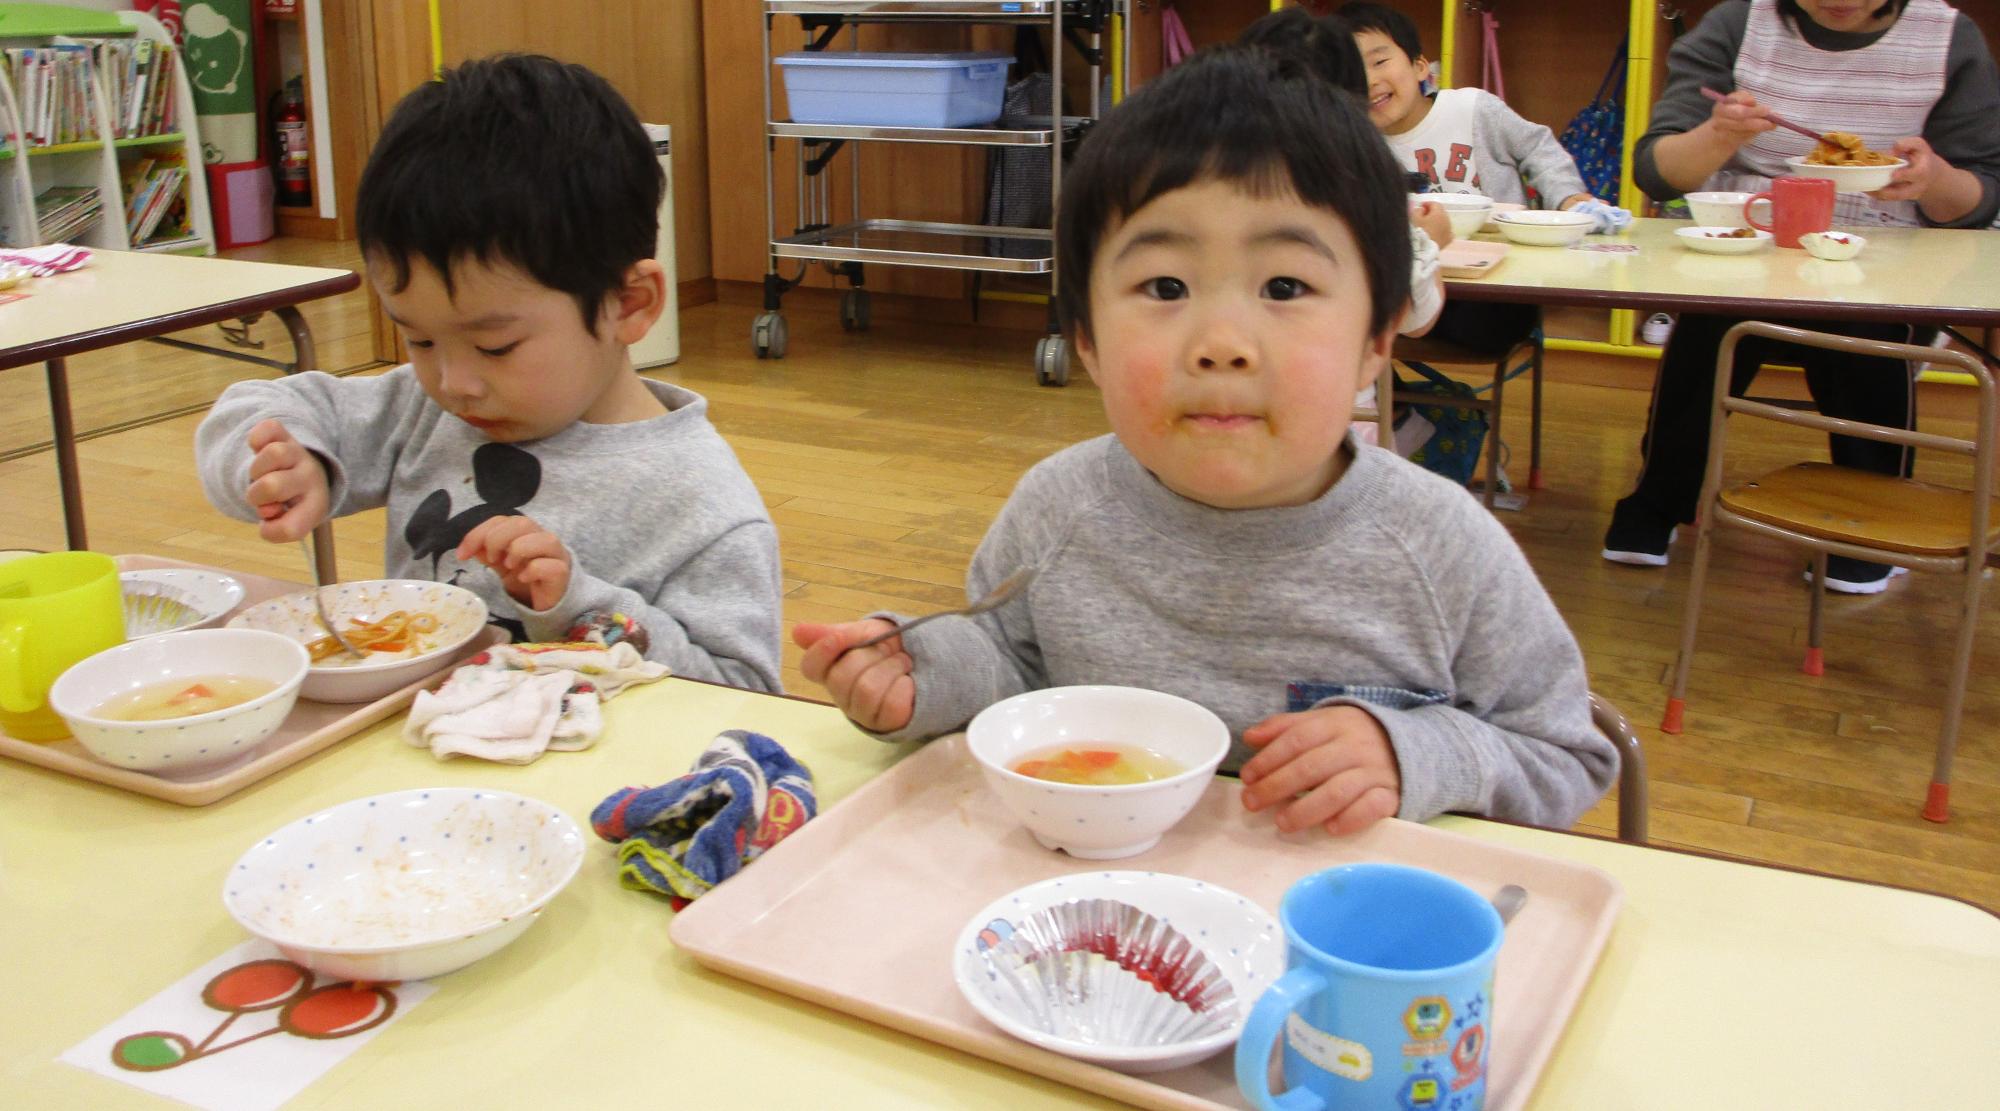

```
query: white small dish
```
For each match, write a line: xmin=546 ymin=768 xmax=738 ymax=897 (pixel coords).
xmin=1489 ymin=209 xmax=1595 ymax=247
xmin=954 ymin=871 xmax=1283 ymax=1074
xmin=0 ymin=263 xmax=29 ymax=290
xmin=224 ymin=787 xmax=585 ymax=981
xmin=227 ymin=579 xmax=487 ymax=703
xmin=1675 ymin=226 xmax=1775 ymax=255
xmin=1798 ymin=230 xmax=1866 ymax=261
xmin=966 ymin=686 xmax=1229 ymax=860
xmin=49 ymin=628 xmax=308 ymax=775
xmin=120 ymin=569 xmax=244 ymax=637
xmin=1784 ymin=155 xmax=1905 ymax=194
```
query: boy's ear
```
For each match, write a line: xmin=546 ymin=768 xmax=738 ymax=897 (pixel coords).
xmin=609 ymin=259 xmax=669 ymax=345
xmin=1362 ymin=324 xmax=1395 ymax=380
xmin=1072 ymin=325 xmax=1099 ymax=381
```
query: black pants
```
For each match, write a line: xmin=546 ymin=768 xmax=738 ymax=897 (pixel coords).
xmin=1426 ymin=299 xmax=1541 ymax=356
xmin=1627 ymin=313 xmax=1927 ymax=525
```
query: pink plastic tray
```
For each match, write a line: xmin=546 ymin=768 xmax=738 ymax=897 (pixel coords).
xmin=0 ymin=556 xmax=503 ymax=806
xmin=672 ymin=733 xmax=1622 ymax=1110
xmin=1440 ymin=239 xmax=1510 ymax=279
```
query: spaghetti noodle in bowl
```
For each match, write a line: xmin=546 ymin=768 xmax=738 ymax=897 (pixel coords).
xmin=227 ymin=580 xmax=488 ymax=703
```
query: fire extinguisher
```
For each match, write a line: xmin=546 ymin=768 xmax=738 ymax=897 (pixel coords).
xmin=274 ymin=78 xmax=311 ymax=207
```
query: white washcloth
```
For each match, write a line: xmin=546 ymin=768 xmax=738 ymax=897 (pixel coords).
xmin=0 ymin=244 xmax=92 ymax=275
xmin=403 ymin=640 xmax=666 ymax=763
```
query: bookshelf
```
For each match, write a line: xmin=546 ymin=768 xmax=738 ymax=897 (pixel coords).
xmin=0 ymin=2 xmax=213 ymax=254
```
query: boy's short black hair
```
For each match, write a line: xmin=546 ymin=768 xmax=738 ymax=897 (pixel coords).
xmin=357 ymin=54 xmax=664 ymax=334
xmin=1056 ymin=45 xmax=1410 ymax=343
xmin=1777 ymin=0 xmax=1906 ymax=23
xmin=1336 ymin=2 xmax=1425 ymax=61
xmin=1237 ymin=7 xmax=1366 ymax=99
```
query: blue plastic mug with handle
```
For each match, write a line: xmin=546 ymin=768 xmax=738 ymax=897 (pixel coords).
xmin=1236 ymin=863 xmax=1504 ymax=1111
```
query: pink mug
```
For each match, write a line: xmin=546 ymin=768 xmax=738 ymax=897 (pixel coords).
xmin=1746 ymin=176 xmax=1836 ymax=249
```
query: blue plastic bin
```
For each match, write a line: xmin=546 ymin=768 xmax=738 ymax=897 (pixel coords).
xmin=776 ymin=52 xmax=1014 ymax=128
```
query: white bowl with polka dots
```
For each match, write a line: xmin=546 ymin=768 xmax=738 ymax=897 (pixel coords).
xmin=953 ymin=870 xmax=1283 ymax=1073
xmin=227 ymin=579 xmax=488 ymax=704
xmin=48 ymin=628 xmax=307 ymax=775
xmin=223 ymin=787 xmax=586 ymax=982
xmin=967 ymin=686 xmax=1229 ymax=860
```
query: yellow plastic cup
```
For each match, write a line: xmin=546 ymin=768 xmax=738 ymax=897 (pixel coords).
xmin=0 ymin=552 xmax=127 ymax=741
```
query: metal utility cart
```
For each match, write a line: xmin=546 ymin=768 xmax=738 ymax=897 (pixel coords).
xmin=756 ymin=0 xmax=1124 ymax=385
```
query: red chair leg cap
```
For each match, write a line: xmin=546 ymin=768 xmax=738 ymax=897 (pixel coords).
xmin=1528 ymin=467 xmax=1545 ymax=490
xmin=1923 ymin=782 xmax=1950 ymax=823
xmin=1661 ymin=698 xmax=1685 ymax=735
xmin=1802 ymin=647 xmax=1825 ymax=677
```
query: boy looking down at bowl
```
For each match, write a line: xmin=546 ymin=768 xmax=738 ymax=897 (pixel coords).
xmin=195 ymin=55 xmax=782 ymax=690
xmin=791 ymin=47 xmax=1617 ymax=835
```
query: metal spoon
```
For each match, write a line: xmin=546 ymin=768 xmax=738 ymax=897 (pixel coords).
xmin=848 ymin=566 xmax=1039 ymax=651
xmin=301 ymin=537 xmax=364 ymax=659
xmin=1491 ymin=884 xmax=1528 ymax=926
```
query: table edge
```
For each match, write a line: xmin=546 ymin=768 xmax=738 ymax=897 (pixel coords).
xmin=0 ymin=270 xmax=361 ymax=370
xmin=1442 ymin=279 xmax=2000 ymax=327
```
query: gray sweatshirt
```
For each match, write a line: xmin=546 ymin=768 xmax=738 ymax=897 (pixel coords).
xmin=195 ymin=368 xmax=783 ymax=692
xmin=1635 ymin=0 xmax=2000 ymax=227
xmin=879 ymin=435 xmax=1616 ymax=829
xmin=1389 ymin=87 xmax=1592 ymax=208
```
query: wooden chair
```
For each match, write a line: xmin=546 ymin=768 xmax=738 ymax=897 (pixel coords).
xmin=1662 ymin=321 xmax=1998 ymax=823
xmin=1390 ymin=326 xmax=1546 ymax=508
xmin=1593 ymin=691 xmax=1650 ymax=845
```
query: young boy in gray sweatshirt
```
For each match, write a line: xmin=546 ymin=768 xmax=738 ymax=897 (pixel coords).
xmin=195 ymin=56 xmax=782 ymax=692
xmin=792 ymin=47 xmax=1616 ymax=835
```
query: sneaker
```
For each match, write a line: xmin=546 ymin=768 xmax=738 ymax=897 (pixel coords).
xmin=1805 ymin=556 xmax=1910 ymax=595
xmin=1603 ymin=498 xmax=1679 ymax=566
xmin=1641 ymin=313 xmax=1674 ymax=345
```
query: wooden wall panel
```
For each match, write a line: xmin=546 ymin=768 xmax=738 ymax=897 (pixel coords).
xmin=431 ymin=0 xmax=712 ymax=287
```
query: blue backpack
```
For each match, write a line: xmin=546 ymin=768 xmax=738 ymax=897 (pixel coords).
xmin=1560 ymin=45 xmax=1627 ymax=202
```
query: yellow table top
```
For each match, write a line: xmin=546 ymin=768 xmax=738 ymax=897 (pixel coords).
xmin=0 ymin=250 xmax=357 ymax=369
xmin=1451 ymin=217 xmax=2000 ymax=328
xmin=3 ymin=678 xmax=1995 ymax=1107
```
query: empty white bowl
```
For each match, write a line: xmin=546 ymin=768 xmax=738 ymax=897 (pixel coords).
xmin=966 ymin=686 xmax=1228 ymax=860
xmin=1785 ymin=155 xmax=1905 ymax=194
xmin=224 ymin=787 xmax=586 ymax=981
xmin=954 ymin=871 xmax=1283 ymax=1073
xmin=1423 ymin=193 xmax=1495 ymax=239
xmin=120 ymin=569 xmax=244 ymax=637
xmin=1799 ymin=230 xmax=1866 ymax=260
xmin=1684 ymin=190 xmax=1759 ymax=228
xmin=1675 ymin=226 xmax=1775 ymax=255
xmin=1490 ymin=209 xmax=1596 ymax=247
xmin=49 ymin=628 xmax=308 ymax=775
xmin=228 ymin=579 xmax=487 ymax=703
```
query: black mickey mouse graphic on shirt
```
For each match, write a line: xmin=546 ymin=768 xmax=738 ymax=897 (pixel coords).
xmin=404 ymin=442 xmax=541 ymax=641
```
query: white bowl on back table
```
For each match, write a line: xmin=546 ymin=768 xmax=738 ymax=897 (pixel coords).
xmin=1489 ymin=209 xmax=1595 ymax=247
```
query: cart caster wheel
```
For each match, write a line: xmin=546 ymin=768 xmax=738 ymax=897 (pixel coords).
xmin=752 ymin=312 xmax=788 ymax=359
xmin=840 ymin=290 xmax=872 ymax=333
xmin=1034 ymin=336 xmax=1069 ymax=387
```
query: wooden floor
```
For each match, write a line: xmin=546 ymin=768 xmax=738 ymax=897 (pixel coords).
xmin=4 ymin=239 xmax=1998 ymax=912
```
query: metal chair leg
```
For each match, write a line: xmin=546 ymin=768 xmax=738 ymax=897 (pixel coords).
xmin=1926 ymin=557 xmax=1987 ymax=823
xmin=1804 ymin=551 xmax=1828 ymax=677
xmin=1664 ymin=511 xmax=1721 ymax=735
xmin=1482 ymin=355 xmax=1504 ymax=510
xmin=1529 ymin=336 xmax=1546 ymax=490
xmin=1590 ymin=692 xmax=1648 ymax=844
